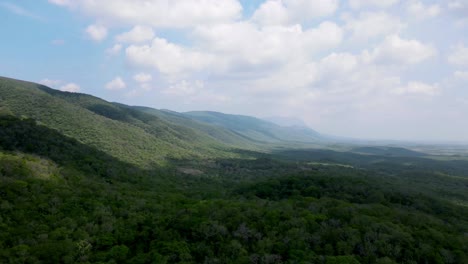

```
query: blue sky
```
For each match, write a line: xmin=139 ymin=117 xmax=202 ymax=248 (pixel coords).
xmin=2 ymin=0 xmax=468 ymax=141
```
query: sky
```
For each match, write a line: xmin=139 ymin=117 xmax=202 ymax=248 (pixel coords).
xmin=1 ymin=0 xmax=468 ymax=142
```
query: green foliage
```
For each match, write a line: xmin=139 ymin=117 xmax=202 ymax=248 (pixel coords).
xmin=185 ymin=110 xmax=322 ymax=143
xmin=0 ymin=76 xmax=467 ymax=263
xmin=0 ymin=77 xmax=251 ymax=167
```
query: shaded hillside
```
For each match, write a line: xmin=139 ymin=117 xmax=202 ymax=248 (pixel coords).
xmin=184 ymin=111 xmax=322 ymax=143
xmin=0 ymin=77 xmax=244 ymax=166
xmin=1 ymin=77 xmax=467 ymax=264
xmin=133 ymin=107 xmax=261 ymax=149
xmin=1 ymin=119 xmax=466 ymax=263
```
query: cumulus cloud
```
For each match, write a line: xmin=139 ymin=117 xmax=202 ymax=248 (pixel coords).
xmin=370 ymin=35 xmax=436 ymax=65
xmin=454 ymin=70 xmax=468 ymax=79
xmin=48 ymin=0 xmax=242 ymax=28
xmin=251 ymin=61 xmax=319 ymax=94
xmin=406 ymin=1 xmax=441 ymax=19
xmin=163 ymin=80 xmax=204 ymax=96
xmin=105 ymin=77 xmax=126 ymax=90
xmin=86 ymin=24 xmax=108 ymax=42
xmin=252 ymin=0 xmax=338 ymax=25
xmin=193 ymin=21 xmax=343 ymax=72
xmin=319 ymin=53 xmax=359 ymax=76
xmin=448 ymin=44 xmax=468 ymax=66
xmin=251 ymin=0 xmax=289 ymax=26
xmin=133 ymin=73 xmax=152 ymax=83
xmin=39 ymin=79 xmax=80 ymax=92
xmin=46 ymin=0 xmax=468 ymax=140
xmin=448 ymin=0 xmax=468 ymax=11
xmin=126 ymin=38 xmax=213 ymax=75
xmin=60 ymin=83 xmax=81 ymax=93
xmin=344 ymin=12 xmax=404 ymax=41
xmin=393 ymin=81 xmax=440 ymax=96
xmin=349 ymin=0 xmax=400 ymax=9
xmin=124 ymin=21 xmax=343 ymax=77
xmin=116 ymin=26 xmax=155 ymax=43
xmin=106 ymin=44 xmax=122 ymax=56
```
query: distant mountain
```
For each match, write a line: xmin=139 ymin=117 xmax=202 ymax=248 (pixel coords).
xmin=0 ymin=77 xmax=323 ymax=167
xmin=184 ymin=111 xmax=322 ymax=143
xmin=263 ymin=116 xmax=308 ymax=127
xmin=132 ymin=106 xmax=260 ymax=148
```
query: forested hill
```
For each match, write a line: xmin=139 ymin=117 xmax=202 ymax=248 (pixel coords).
xmin=184 ymin=111 xmax=322 ymax=143
xmin=1 ymin=76 xmax=468 ymax=263
xmin=0 ymin=77 xmax=325 ymax=166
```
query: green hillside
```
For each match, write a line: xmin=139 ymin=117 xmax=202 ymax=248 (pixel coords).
xmin=133 ymin=107 xmax=261 ymax=149
xmin=0 ymin=77 xmax=324 ymax=167
xmin=1 ymin=114 xmax=467 ymax=263
xmin=1 ymin=76 xmax=467 ymax=263
xmin=184 ymin=111 xmax=322 ymax=143
xmin=0 ymin=77 xmax=254 ymax=167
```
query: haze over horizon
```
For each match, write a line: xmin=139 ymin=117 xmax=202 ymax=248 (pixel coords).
xmin=2 ymin=0 xmax=468 ymax=142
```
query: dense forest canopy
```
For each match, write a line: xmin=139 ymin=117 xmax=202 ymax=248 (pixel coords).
xmin=0 ymin=77 xmax=467 ymax=263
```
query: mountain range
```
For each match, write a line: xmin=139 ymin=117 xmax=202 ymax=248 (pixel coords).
xmin=0 ymin=76 xmax=322 ymax=166
xmin=1 ymin=76 xmax=468 ymax=263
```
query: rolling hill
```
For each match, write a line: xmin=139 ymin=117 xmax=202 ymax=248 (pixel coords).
xmin=0 ymin=77 xmax=239 ymax=166
xmin=0 ymin=76 xmax=324 ymax=167
xmin=184 ymin=111 xmax=322 ymax=143
xmin=1 ymin=76 xmax=467 ymax=263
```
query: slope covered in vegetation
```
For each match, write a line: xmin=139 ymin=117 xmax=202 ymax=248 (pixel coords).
xmin=0 ymin=77 xmax=467 ymax=263
xmin=185 ymin=111 xmax=322 ymax=143
xmin=0 ymin=77 xmax=258 ymax=166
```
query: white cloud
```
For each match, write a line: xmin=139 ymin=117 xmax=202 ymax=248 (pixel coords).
xmin=252 ymin=0 xmax=338 ymax=26
xmin=349 ymin=0 xmax=400 ymax=9
xmin=448 ymin=44 xmax=468 ymax=66
xmin=44 ymin=0 xmax=468 ymax=141
xmin=454 ymin=70 xmax=468 ymax=79
xmin=116 ymin=26 xmax=155 ymax=43
xmin=393 ymin=81 xmax=440 ymax=96
xmin=86 ymin=24 xmax=108 ymax=42
xmin=133 ymin=73 xmax=152 ymax=83
xmin=406 ymin=1 xmax=441 ymax=20
xmin=105 ymin=77 xmax=126 ymax=90
xmin=448 ymin=1 xmax=468 ymax=26
xmin=284 ymin=0 xmax=339 ymax=19
xmin=344 ymin=12 xmax=404 ymax=41
xmin=126 ymin=38 xmax=213 ymax=75
xmin=48 ymin=0 xmax=242 ymax=28
xmin=370 ymin=34 xmax=436 ymax=65
xmin=60 ymin=83 xmax=81 ymax=93
xmin=251 ymin=1 xmax=289 ymax=26
xmin=39 ymin=79 xmax=80 ymax=93
xmin=39 ymin=78 xmax=62 ymax=87
xmin=161 ymin=80 xmax=230 ymax=105
xmin=163 ymin=80 xmax=204 ymax=96
xmin=448 ymin=0 xmax=468 ymax=10
xmin=251 ymin=61 xmax=319 ymax=93
xmin=106 ymin=44 xmax=122 ymax=56
xmin=319 ymin=52 xmax=359 ymax=76
xmin=193 ymin=21 xmax=343 ymax=72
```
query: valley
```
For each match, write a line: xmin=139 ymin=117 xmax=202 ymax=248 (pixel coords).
xmin=0 ymin=77 xmax=467 ymax=263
